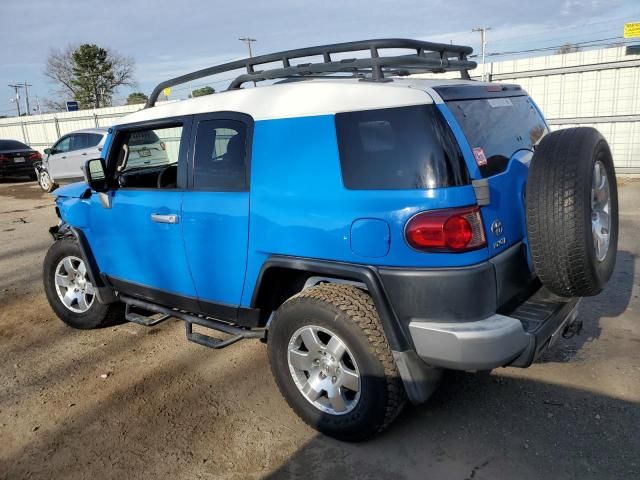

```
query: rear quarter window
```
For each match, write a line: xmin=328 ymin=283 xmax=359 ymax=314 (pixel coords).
xmin=335 ymin=105 xmax=468 ymax=190
xmin=447 ymin=95 xmax=548 ymax=177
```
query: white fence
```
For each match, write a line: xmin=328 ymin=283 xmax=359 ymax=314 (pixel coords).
xmin=489 ymin=46 xmax=640 ymax=176
xmin=2 ymin=45 xmax=639 ymax=174
xmin=0 ymin=105 xmax=143 ymax=151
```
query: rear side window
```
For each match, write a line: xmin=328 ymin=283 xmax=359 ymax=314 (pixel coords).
xmin=71 ymin=134 xmax=89 ymax=150
xmin=335 ymin=105 xmax=468 ymax=190
xmin=88 ymin=133 xmax=104 ymax=147
xmin=192 ymin=119 xmax=247 ymax=191
xmin=447 ymin=96 xmax=548 ymax=177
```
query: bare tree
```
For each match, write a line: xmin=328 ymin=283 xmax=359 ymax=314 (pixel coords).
xmin=44 ymin=44 xmax=136 ymax=110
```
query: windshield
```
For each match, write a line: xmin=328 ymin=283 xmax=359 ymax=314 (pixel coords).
xmin=447 ymin=96 xmax=548 ymax=177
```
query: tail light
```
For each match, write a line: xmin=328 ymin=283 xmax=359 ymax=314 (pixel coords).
xmin=0 ymin=154 xmax=8 ymax=164
xmin=28 ymin=152 xmax=42 ymax=161
xmin=405 ymin=206 xmax=486 ymax=252
xmin=160 ymin=141 xmax=166 ymax=150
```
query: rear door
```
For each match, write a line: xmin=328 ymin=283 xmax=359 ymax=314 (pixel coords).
xmin=440 ymin=88 xmax=548 ymax=258
xmin=181 ymin=112 xmax=252 ymax=321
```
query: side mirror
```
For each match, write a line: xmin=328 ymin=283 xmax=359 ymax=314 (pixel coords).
xmin=44 ymin=148 xmax=52 ymax=155
xmin=82 ymin=158 xmax=109 ymax=192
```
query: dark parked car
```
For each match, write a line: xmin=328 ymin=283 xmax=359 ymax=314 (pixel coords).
xmin=0 ymin=139 xmax=41 ymax=180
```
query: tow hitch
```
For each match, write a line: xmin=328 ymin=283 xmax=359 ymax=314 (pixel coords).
xmin=562 ymin=318 xmax=583 ymax=339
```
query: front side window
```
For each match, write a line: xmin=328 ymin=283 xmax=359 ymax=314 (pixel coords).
xmin=192 ymin=119 xmax=247 ymax=191
xmin=335 ymin=105 xmax=468 ymax=190
xmin=53 ymin=136 xmax=71 ymax=154
xmin=113 ymin=125 xmax=183 ymax=189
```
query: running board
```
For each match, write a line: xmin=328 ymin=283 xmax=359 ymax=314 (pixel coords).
xmin=125 ymin=303 xmax=172 ymax=326
xmin=119 ymin=294 xmax=265 ymax=349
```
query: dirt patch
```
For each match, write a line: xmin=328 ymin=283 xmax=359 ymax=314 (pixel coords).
xmin=0 ymin=181 xmax=639 ymax=480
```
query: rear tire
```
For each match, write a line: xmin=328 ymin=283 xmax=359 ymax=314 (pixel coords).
xmin=526 ymin=127 xmax=618 ymax=297
xmin=43 ymin=237 xmax=123 ymax=329
xmin=267 ymin=283 xmax=405 ymax=441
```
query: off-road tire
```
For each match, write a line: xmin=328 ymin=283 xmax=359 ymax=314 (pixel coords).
xmin=43 ymin=237 xmax=124 ymax=329
xmin=267 ymin=283 xmax=406 ymax=441
xmin=526 ymin=127 xmax=618 ymax=297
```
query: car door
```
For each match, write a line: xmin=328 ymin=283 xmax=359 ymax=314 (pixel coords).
xmin=66 ymin=133 xmax=91 ymax=179
xmin=181 ymin=113 xmax=252 ymax=321
xmin=46 ymin=135 xmax=73 ymax=181
xmin=86 ymin=117 xmax=199 ymax=310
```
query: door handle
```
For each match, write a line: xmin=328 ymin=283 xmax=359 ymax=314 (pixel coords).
xmin=82 ymin=152 xmax=87 ymax=156
xmin=61 ymin=156 xmax=67 ymax=159
xmin=150 ymin=213 xmax=179 ymax=224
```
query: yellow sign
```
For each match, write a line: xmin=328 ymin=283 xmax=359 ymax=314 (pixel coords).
xmin=163 ymin=87 xmax=171 ymax=97
xmin=624 ymin=22 xmax=640 ymax=38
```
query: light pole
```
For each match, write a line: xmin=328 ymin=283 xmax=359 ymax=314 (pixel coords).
xmin=472 ymin=27 xmax=492 ymax=81
xmin=239 ymin=37 xmax=257 ymax=86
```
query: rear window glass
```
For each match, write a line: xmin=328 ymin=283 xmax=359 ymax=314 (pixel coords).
xmin=129 ymin=130 xmax=161 ymax=146
xmin=447 ymin=96 xmax=548 ymax=177
xmin=335 ymin=105 xmax=468 ymax=190
xmin=0 ymin=140 xmax=30 ymax=150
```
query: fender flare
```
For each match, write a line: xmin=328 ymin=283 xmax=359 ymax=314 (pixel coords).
xmin=251 ymin=256 xmax=411 ymax=352
xmin=49 ymin=223 xmax=117 ymax=304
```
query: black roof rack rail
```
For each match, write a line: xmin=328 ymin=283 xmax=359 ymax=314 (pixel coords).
xmin=145 ymin=38 xmax=476 ymax=108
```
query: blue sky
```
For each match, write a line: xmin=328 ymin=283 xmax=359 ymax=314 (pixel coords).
xmin=0 ymin=0 xmax=639 ymax=115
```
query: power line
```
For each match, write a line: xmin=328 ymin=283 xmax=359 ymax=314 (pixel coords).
xmin=485 ymin=35 xmax=628 ymax=57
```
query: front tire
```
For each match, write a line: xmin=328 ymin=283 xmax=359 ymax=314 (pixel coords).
xmin=38 ymin=169 xmax=57 ymax=192
xmin=43 ymin=238 xmax=123 ymax=329
xmin=267 ymin=283 xmax=406 ymax=441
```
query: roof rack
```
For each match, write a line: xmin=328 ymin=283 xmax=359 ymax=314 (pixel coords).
xmin=145 ymin=38 xmax=476 ymax=108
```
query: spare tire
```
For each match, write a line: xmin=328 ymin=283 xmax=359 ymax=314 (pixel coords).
xmin=526 ymin=127 xmax=618 ymax=297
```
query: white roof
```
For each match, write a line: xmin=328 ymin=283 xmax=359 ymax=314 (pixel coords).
xmin=116 ymin=77 xmax=478 ymax=126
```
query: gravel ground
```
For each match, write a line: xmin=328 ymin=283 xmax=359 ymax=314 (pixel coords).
xmin=0 ymin=178 xmax=638 ymax=480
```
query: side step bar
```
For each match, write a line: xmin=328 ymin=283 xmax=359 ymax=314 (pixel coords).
xmin=119 ymin=294 xmax=265 ymax=349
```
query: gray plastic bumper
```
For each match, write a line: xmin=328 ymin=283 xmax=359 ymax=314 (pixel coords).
xmin=408 ymin=294 xmax=580 ymax=371
xmin=409 ymin=315 xmax=529 ymax=370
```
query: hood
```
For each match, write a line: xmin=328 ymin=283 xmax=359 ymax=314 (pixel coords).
xmin=52 ymin=181 xmax=90 ymax=199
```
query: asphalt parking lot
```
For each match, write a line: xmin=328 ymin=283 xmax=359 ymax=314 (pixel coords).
xmin=0 ymin=178 xmax=639 ymax=480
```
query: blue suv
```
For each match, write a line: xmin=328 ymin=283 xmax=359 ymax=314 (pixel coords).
xmin=43 ymin=40 xmax=618 ymax=441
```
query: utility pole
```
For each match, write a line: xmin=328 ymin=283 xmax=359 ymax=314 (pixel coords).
xmin=8 ymin=84 xmax=22 ymax=116
xmin=239 ymin=37 xmax=257 ymax=86
xmin=472 ymin=27 xmax=492 ymax=81
xmin=22 ymin=82 xmax=32 ymax=116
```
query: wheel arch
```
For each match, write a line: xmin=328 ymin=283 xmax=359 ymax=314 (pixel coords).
xmin=49 ymin=223 xmax=117 ymax=304
xmin=250 ymin=256 xmax=411 ymax=351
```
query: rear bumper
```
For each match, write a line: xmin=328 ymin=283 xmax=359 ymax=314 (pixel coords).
xmin=0 ymin=162 xmax=36 ymax=177
xmin=408 ymin=293 xmax=579 ymax=370
xmin=377 ymin=242 xmax=580 ymax=371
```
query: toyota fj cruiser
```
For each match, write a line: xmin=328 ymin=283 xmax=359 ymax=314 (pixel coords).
xmin=43 ymin=39 xmax=618 ymax=441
